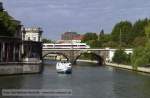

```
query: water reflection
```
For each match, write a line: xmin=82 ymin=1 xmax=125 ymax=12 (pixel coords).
xmin=112 ymin=69 xmax=150 ymax=98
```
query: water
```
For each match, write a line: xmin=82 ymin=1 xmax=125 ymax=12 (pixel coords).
xmin=0 ymin=60 xmax=150 ymax=98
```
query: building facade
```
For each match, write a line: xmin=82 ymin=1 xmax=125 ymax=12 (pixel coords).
xmin=23 ymin=27 xmax=43 ymax=42
xmin=0 ymin=2 xmax=43 ymax=75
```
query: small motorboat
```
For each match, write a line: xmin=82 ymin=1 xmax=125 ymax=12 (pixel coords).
xmin=56 ymin=61 xmax=72 ymax=74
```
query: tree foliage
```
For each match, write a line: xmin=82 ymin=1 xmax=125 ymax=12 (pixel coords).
xmin=132 ymin=18 xmax=149 ymax=38
xmin=0 ymin=11 xmax=18 ymax=36
xmin=132 ymin=37 xmax=146 ymax=47
xmin=42 ymin=38 xmax=53 ymax=43
xmin=82 ymin=33 xmax=99 ymax=48
xmin=88 ymin=40 xmax=101 ymax=48
xmin=82 ymin=32 xmax=98 ymax=42
xmin=112 ymin=49 xmax=130 ymax=64
xmin=111 ymin=21 xmax=133 ymax=45
xmin=145 ymin=23 xmax=150 ymax=42
xmin=82 ymin=18 xmax=150 ymax=48
xmin=131 ymin=44 xmax=150 ymax=69
xmin=131 ymin=22 xmax=150 ymax=68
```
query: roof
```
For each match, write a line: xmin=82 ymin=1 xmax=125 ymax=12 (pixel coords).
xmin=24 ymin=27 xmax=43 ymax=33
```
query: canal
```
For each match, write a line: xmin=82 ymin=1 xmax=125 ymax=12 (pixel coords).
xmin=0 ymin=60 xmax=150 ymax=98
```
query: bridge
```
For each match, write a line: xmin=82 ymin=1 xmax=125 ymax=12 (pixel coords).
xmin=42 ymin=48 xmax=133 ymax=65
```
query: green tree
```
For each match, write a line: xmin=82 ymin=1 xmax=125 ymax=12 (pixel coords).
xmin=132 ymin=37 xmax=146 ymax=47
xmin=112 ymin=49 xmax=129 ymax=64
xmin=88 ymin=40 xmax=101 ymax=48
xmin=132 ymin=18 xmax=149 ymax=38
xmin=82 ymin=33 xmax=99 ymax=48
xmin=102 ymin=41 xmax=118 ymax=48
xmin=131 ymin=45 xmax=150 ymax=69
xmin=42 ymin=38 xmax=53 ymax=43
xmin=99 ymin=34 xmax=111 ymax=43
xmin=82 ymin=32 xmax=98 ymax=42
xmin=131 ymin=22 xmax=150 ymax=69
xmin=111 ymin=21 xmax=133 ymax=46
xmin=145 ymin=23 xmax=150 ymax=42
xmin=0 ymin=11 xmax=18 ymax=36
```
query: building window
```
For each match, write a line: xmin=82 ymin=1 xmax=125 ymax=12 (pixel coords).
xmin=33 ymin=37 xmax=36 ymax=41
xmin=28 ymin=37 xmax=30 ymax=40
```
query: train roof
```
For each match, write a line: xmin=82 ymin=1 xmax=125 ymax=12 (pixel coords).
xmin=43 ymin=43 xmax=87 ymax=45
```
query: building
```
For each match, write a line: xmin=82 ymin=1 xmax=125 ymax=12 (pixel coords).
xmin=0 ymin=2 xmax=22 ymax=62
xmin=22 ymin=27 xmax=43 ymax=61
xmin=23 ymin=27 xmax=43 ymax=42
xmin=61 ymin=32 xmax=83 ymax=40
xmin=0 ymin=2 xmax=43 ymax=75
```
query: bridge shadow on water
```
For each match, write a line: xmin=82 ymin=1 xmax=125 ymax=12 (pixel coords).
xmin=43 ymin=59 xmax=104 ymax=67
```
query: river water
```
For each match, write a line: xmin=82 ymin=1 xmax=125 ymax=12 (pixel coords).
xmin=0 ymin=60 xmax=150 ymax=98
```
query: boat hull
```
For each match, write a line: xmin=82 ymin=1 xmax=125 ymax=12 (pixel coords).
xmin=56 ymin=62 xmax=72 ymax=74
xmin=57 ymin=68 xmax=72 ymax=74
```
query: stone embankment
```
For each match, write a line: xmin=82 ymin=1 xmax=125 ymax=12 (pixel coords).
xmin=0 ymin=62 xmax=42 ymax=75
xmin=106 ymin=63 xmax=150 ymax=73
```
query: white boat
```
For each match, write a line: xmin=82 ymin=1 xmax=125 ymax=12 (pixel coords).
xmin=56 ymin=61 xmax=72 ymax=74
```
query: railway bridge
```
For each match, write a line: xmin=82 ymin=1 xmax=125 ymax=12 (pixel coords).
xmin=42 ymin=48 xmax=133 ymax=65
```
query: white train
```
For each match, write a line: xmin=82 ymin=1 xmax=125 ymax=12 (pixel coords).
xmin=43 ymin=43 xmax=90 ymax=49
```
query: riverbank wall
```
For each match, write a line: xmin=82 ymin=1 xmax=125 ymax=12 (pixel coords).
xmin=76 ymin=59 xmax=98 ymax=63
xmin=106 ymin=63 xmax=150 ymax=73
xmin=75 ymin=59 xmax=150 ymax=73
xmin=0 ymin=62 xmax=42 ymax=75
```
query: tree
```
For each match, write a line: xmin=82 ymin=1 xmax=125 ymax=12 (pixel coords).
xmin=131 ymin=22 xmax=150 ymax=69
xmin=132 ymin=37 xmax=146 ymax=47
xmin=99 ymin=34 xmax=111 ymax=43
xmin=131 ymin=45 xmax=150 ymax=69
xmin=102 ymin=41 xmax=118 ymax=48
xmin=145 ymin=22 xmax=150 ymax=42
xmin=111 ymin=21 xmax=133 ymax=46
xmin=88 ymin=40 xmax=101 ymax=48
xmin=133 ymin=22 xmax=150 ymax=67
xmin=42 ymin=38 xmax=53 ymax=43
xmin=112 ymin=49 xmax=130 ymax=64
xmin=82 ymin=33 xmax=98 ymax=42
xmin=0 ymin=11 xmax=18 ymax=36
xmin=82 ymin=33 xmax=99 ymax=48
xmin=132 ymin=18 xmax=149 ymax=38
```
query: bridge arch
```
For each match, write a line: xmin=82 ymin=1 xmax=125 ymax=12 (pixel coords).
xmin=74 ymin=52 xmax=104 ymax=65
xmin=42 ymin=52 xmax=69 ymax=61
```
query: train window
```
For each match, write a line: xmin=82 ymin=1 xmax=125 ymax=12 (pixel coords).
xmin=47 ymin=45 xmax=53 ymax=47
xmin=79 ymin=45 xmax=86 ymax=46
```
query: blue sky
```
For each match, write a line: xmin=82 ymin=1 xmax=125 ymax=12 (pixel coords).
xmin=2 ymin=0 xmax=150 ymax=40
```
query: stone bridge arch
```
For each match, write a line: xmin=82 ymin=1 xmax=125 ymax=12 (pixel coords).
xmin=42 ymin=49 xmax=109 ymax=64
xmin=73 ymin=52 xmax=104 ymax=65
xmin=42 ymin=52 xmax=69 ymax=61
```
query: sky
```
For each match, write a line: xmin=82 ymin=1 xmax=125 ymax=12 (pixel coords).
xmin=2 ymin=0 xmax=150 ymax=40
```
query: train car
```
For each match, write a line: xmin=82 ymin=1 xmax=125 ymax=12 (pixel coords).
xmin=43 ymin=43 xmax=90 ymax=49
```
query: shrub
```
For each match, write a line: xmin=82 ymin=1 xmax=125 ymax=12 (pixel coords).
xmin=112 ymin=49 xmax=130 ymax=64
xmin=131 ymin=42 xmax=150 ymax=69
